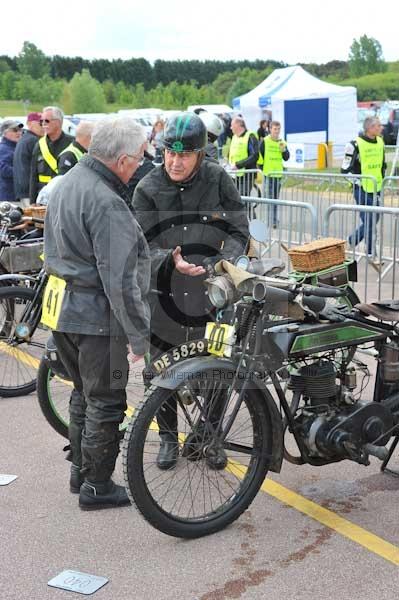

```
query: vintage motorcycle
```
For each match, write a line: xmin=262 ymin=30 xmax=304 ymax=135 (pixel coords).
xmin=122 ymin=246 xmax=399 ymax=539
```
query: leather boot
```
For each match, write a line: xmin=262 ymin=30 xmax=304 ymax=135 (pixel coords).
xmin=70 ymin=464 xmax=84 ymax=494
xmin=156 ymin=433 xmax=179 ymax=470
xmin=182 ymin=422 xmax=228 ymax=470
xmin=79 ymin=479 xmax=131 ymax=510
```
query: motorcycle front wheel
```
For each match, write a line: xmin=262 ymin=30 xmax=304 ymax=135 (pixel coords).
xmin=123 ymin=366 xmax=273 ymax=538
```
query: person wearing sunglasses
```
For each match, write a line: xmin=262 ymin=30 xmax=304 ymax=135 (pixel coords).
xmin=29 ymin=106 xmax=73 ymax=203
xmin=0 ymin=119 xmax=23 ymax=202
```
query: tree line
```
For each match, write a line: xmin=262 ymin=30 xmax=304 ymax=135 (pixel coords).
xmin=0 ymin=38 xmax=397 ymax=113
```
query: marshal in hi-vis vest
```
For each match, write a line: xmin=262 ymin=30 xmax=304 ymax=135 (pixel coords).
xmin=59 ymin=143 xmax=84 ymax=163
xmin=38 ymin=137 xmax=58 ymax=184
xmin=258 ymin=135 xmax=286 ymax=178
xmin=356 ymin=136 xmax=384 ymax=193
xmin=229 ymin=131 xmax=251 ymax=177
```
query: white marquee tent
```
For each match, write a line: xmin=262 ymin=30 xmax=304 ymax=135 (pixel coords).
xmin=233 ymin=65 xmax=357 ymax=150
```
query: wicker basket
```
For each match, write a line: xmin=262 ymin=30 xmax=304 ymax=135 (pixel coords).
xmin=288 ymin=238 xmax=346 ymax=272
xmin=23 ymin=205 xmax=46 ymax=228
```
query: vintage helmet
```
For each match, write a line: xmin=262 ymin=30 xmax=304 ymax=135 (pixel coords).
xmin=163 ymin=112 xmax=207 ymax=153
xmin=198 ymin=112 xmax=224 ymax=138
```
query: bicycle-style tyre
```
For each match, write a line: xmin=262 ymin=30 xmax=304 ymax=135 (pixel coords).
xmin=36 ymin=358 xmax=70 ymax=438
xmin=123 ymin=366 xmax=273 ymax=539
xmin=0 ymin=286 xmax=46 ymax=397
xmin=36 ymin=355 xmax=146 ymax=439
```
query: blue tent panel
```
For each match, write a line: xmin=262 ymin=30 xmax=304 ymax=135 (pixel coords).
xmin=284 ymin=98 xmax=329 ymax=138
xmin=259 ymin=96 xmax=271 ymax=108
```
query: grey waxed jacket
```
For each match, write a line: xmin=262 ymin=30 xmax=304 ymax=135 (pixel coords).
xmin=44 ymin=154 xmax=151 ymax=355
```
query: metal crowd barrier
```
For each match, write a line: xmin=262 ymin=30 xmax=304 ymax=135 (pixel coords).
xmin=324 ymin=203 xmax=399 ymax=301
xmin=263 ymin=171 xmax=379 ymax=230
xmin=224 ymin=168 xmax=263 ymax=199
xmin=243 ymin=196 xmax=318 ymax=260
xmin=381 ymin=176 xmax=399 ymax=208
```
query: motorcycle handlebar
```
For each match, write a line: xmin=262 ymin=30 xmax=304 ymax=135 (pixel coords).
xmin=301 ymin=284 xmax=347 ymax=298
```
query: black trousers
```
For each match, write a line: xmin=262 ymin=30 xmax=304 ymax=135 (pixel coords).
xmin=150 ymin=330 xmax=224 ymax=436
xmin=52 ymin=332 xmax=128 ymax=482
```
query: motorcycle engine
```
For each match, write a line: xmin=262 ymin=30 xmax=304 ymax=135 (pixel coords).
xmin=288 ymin=358 xmax=394 ymax=464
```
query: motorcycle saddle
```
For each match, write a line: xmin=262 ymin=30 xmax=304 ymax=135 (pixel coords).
xmin=355 ymin=301 xmax=399 ymax=322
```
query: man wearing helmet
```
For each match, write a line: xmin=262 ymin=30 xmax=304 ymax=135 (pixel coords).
xmin=133 ymin=112 xmax=249 ymax=471
xmin=197 ymin=111 xmax=224 ymax=160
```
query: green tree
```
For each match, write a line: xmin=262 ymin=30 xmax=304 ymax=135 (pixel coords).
xmin=68 ymin=69 xmax=106 ymax=113
xmin=102 ymin=79 xmax=117 ymax=104
xmin=349 ymin=35 xmax=387 ymax=77
xmin=16 ymin=41 xmax=50 ymax=79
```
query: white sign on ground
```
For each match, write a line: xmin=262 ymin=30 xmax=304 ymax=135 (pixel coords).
xmin=48 ymin=570 xmax=109 ymax=595
xmin=0 ymin=474 xmax=18 ymax=485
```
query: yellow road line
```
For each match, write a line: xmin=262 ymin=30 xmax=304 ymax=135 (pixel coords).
xmin=228 ymin=461 xmax=399 ymax=565
xmin=0 ymin=340 xmax=41 ymax=369
xmin=6 ymin=343 xmax=399 ymax=564
xmin=263 ymin=478 xmax=399 ymax=565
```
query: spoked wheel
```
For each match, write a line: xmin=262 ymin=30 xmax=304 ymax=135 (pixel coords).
xmin=123 ymin=366 xmax=273 ymax=538
xmin=0 ymin=286 xmax=46 ymax=397
xmin=36 ymin=355 xmax=147 ymax=439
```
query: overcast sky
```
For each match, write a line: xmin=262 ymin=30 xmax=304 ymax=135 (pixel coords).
xmin=2 ymin=0 xmax=398 ymax=65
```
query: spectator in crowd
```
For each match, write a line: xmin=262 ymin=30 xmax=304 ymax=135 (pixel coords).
xmin=133 ymin=112 xmax=248 ymax=471
xmin=0 ymin=119 xmax=23 ymax=201
xmin=29 ymin=106 xmax=73 ymax=203
xmin=44 ymin=116 xmax=150 ymax=510
xmin=127 ymin=147 xmax=155 ymax=199
xmin=228 ymin=116 xmax=259 ymax=196
xmin=57 ymin=120 xmax=95 ymax=175
xmin=13 ymin=112 xmax=43 ymax=207
xmin=219 ymin=113 xmax=232 ymax=147
xmin=149 ymin=119 xmax=164 ymax=164
xmin=198 ymin=111 xmax=224 ymax=160
xmin=341 ymin=116 xmax=385 ymax=257
xmin=257 ymin=120 xmax=290 ymax=228
xmin=257 ymin=119 xmax=269 ymax=141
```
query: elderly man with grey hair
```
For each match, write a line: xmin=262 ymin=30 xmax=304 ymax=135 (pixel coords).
xmin=341 ymin=116 xmax=386 ymax=257
xmin=44 ymin=116 xmax=151 ymax=510
xmin=29 ymin=105 xmax=73 ymax=202
xmin=57 ymin=120 xmax=95 ymax=175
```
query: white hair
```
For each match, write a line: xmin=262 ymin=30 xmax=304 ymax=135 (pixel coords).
xmin=88 ymin=117 xmax=147 ymax=162
xmin=42 ymin=106 xmax=64 ymax=122
xmin=76 ymin=120 xmax=95 ymax=138
xmin=363 ymin=116 xmax=380 ymax=133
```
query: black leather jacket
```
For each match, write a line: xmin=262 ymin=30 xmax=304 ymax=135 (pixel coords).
xmin=133 ymin=160 xmax=249 ymax=347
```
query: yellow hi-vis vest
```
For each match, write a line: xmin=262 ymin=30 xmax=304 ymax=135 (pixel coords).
xmin=38 ymin=136 xmax=58 ymax=183
xmin=258 ymin=135 xmax=285 ymax=178
xmin=229 ymin=131 xmax=251 ymax=177
xmin=356 ymin=136 xmax=384 ymax=193
xmin=59 ymin=143 xmax=84 ymax=162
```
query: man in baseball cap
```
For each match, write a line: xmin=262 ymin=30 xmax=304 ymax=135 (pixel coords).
xmin=0 ymin=119 xmax=23 ymax=201
xmin=0 ymin=119 xmax=23 ymax=137
xmin=13 ymin=113 xmax=44 ymax=206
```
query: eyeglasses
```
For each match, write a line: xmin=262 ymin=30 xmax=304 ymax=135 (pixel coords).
xmin=125 ymin=153 xmax=145 ymax=166
xmin=39 ymin=118 xmax=58 ymax=125
xmin=9 ymin=127 xmax=22 ymax=133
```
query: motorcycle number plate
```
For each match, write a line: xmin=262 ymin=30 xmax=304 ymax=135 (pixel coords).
xmin=205 ymin=322 xmax=235 ymax=357
xmin=41 ymin=275 xmax=66 ymax=329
